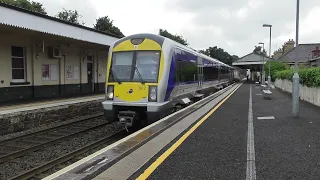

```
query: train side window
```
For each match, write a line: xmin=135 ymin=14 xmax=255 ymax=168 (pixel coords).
xmin=212 ymin=66 xmax=219 ymax=80
xmin=180 ymin=60 xmax=186 ymax=82
xmin=175 ymin=59 xmax=182 ymax=83
xmin=203 ymin=60 xmax=209 ymax=81
xmin=181 ymin=60 xmax=197 ymax=82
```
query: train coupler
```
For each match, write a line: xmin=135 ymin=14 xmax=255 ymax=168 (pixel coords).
xmin=118 ymin=111 xmax=136 ymax=132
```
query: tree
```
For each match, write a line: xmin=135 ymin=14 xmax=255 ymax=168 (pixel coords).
xmin=232 ymin=55 xmax=240 ymax=61
xmin=253 ymin=46 xmax=267 ymax=56
xmin=93 ymin=16 xmax=124 ymax=37
xmin=264 ymin=61 xmax=289 ymax=81
xmin=56 ymin=9 xmax=83 ymax=25
xmin=159 ymin=29 xmax=188 ymax=46
xmin=199 ymin=46 xmax=239 ymax=65
xmin=1 ymin=0 xmax=47 ymax=14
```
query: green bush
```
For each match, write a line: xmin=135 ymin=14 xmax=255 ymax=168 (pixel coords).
xmin=274 ymin=69 xmax=294 ymax=81
xmin=274 ymin=67 xmax=320 ymax=87
xmin=264 ymin=61 xmax=289 ymax=81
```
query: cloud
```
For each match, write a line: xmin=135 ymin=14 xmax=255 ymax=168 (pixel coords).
xmin=35 ymin=0 xmax=320 ymax=57
xmin=165 ymin=0 xmax=320 ymax=56
xmin=37 ymin=0 xmax=98 ymax=26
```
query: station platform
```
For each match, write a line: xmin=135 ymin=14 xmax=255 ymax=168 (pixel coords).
xmin=46 ymin=83 xmax=320 ymax=180
xmin=0 ymin=94 xmax=104 ymax=136
xmin=0 ymin=94 xmax=104 ymax=115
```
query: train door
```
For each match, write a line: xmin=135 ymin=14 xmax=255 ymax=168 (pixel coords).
xmin=87 ymin=55 xmax=94 ymax=92
xmin=197 ymin=56 xmax=203 ymax=91
xmin=218 ymin=64 xmax=221 ymax=81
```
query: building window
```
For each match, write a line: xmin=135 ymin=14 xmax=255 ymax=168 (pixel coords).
xmin=11 ymin=46 xmax=26 ymax=82
xmin=87 ymin=55 xmax=93 ymax=62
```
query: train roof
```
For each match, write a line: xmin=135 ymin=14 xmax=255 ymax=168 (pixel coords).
xmin=115 ymin=33 xmax=233 ymax=69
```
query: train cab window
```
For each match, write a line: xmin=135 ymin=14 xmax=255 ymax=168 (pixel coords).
xmin=133 ymin=51 xmax=160 ymax=83
xmin=109 ymin=51 xmax=134 ymax=82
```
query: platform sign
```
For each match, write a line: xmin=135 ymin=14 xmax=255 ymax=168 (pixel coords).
xmin=42 ymin=65 xmax=50 ymax=80
xmin=42 ymin=64 xmax=58 ymax=81
xmin=67 ymin=65 xmax=73 ymax=79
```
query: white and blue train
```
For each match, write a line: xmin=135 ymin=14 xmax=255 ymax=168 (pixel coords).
xmin=102 ymin=33 xmax=242 ymax=129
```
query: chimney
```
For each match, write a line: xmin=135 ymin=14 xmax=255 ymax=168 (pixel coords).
xmin=284 ymin=39 xmax=295 ymax=53
xmin=312 ymin=46 xmax=320 ymax=58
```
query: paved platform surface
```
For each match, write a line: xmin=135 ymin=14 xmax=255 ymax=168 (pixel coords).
xmin=139 ymin=83 xmax=249 ymax=180
xmin=252 ymin=85 xmax=320 ymax=179
xmin=132 ymin=83 xmax=320 ymax=180
xmin=0 ymin=94 xmax=104 ymax=115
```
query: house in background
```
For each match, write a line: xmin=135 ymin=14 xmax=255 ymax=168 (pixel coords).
xmin=273 ymin=39 xmax=295 ymax=59
xmin=276 ymin=43 xmax=320 ymax=67
xmin=309 ymin=47 xmax=320 ymax=66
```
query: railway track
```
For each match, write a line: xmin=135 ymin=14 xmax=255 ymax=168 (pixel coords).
xmin=9 ymin=130 xmax=128 ymax=180
xmin=0 ymin=84 xmax=236 ymax=180
xmin=0 ymin=114 xmax=124 ymax=180
xmin=0 ymin=115 xmax=107 ymax=164
xmin=0 ymin=113 xmax=104 ymax=145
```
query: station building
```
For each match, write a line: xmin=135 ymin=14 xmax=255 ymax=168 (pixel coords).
xmin=0 ymin=3 xmax=120 ymax=104
xmin=232 ymin=52 xmax=273 ymax=82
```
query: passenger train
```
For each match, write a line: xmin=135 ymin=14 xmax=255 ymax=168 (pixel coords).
xmin=102 ymin=33 xmax=242 ymax=130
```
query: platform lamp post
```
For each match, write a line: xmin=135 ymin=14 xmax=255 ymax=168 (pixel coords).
xmin=292 ymin=0 xmax=300 ymax=117
xmin=263 ymin=24 xmax=272 ymax=89
xmin=259 ymin=42 xmax=265 ymax=84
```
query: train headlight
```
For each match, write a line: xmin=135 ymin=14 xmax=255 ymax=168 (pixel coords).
xmin=148 ymin=86 xmax=157 ymax=102
xmin=106 ymin=85 xmax=114 ymax=100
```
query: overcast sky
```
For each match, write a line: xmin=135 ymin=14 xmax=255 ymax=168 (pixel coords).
xmin=37 ymin=0 xmax=320 ymax=57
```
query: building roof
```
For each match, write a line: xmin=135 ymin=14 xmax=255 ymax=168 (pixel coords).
xmin=232 ymin=52 xmax=272 ymax=65
xmin=0 ymin=2 xmax=121 ymax=46
xmin=277 ymin=43 xmax=320 ymax=63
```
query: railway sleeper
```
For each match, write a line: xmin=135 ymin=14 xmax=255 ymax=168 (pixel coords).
xmin=21 ymin=139 xmax=46 ymax=144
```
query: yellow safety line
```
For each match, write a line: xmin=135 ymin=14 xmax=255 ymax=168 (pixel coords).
xmin=136 ymin=83 xmax=242 ymax=180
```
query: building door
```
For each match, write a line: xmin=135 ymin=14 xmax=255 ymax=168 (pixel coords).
xmin=197 ymin=57 xmax=203 ymax=92
xmin=87 ymin=55 xmax=94 ymax=93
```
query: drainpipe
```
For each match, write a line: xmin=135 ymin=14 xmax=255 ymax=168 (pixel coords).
xmin=63 ymin=55 xmax=66 ymax=96
xmin=79 ymin=48 xmax=82 ymax=93
xmin=31 ymin=42 xmax=35 ymax=99
xmin=96 ymin=51 xmax=99 ymax=93
xmin=58 ymin=57 xmax=62 ymax=96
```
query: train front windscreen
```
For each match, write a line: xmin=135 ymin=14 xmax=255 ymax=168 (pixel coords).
xmin=108 ymin=51 xmax=161 ymax=83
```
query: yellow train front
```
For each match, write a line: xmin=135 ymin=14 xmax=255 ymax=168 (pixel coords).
xmin=102 ymin=34 xmax=171 ymax=130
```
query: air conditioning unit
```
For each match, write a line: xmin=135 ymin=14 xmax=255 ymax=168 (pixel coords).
xmin=48 ymin=46 xmax=62 ymax=59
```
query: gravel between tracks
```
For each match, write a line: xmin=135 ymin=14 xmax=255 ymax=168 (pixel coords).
xmin=0 ymin=122 xmax=122 ymax=180
xmin=0 ymin=114 xmax=103 ymax=142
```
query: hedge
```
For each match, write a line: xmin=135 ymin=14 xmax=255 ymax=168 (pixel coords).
xmin=264 ymin=61 xmax=289 ymax=81
xmin=274 ymin=68 xmax=320 ymax=87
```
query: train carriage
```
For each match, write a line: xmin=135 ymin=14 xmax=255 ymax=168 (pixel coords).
xmin=102 ymin=33 xmax=238 ymax=130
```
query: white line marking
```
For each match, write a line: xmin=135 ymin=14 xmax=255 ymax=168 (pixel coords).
xmin=97 ymin=158 xmax=109 ymax=164
xmin=257 ymin=116 xmax=275 ymax=120
xmin=246 ymin=85 xmax=256 ymax=180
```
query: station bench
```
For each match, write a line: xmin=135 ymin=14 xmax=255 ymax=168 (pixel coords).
xmin=262 ymin=89 xmax=272 ymax=99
